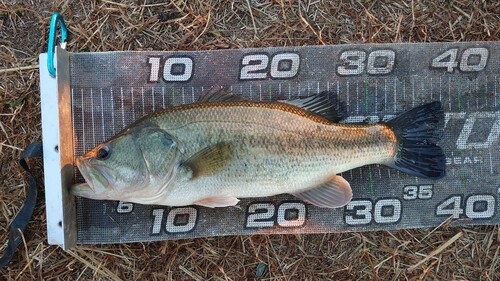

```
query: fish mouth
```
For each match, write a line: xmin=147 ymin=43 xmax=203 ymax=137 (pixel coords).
xmin=74 ymin=157 xmax=110 ymax=197
xmin=71 ymin=182 xmax=93 ymax=197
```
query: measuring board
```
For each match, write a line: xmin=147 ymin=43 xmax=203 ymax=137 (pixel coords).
xmin=39 ymin=41 xmax=499 ymax=247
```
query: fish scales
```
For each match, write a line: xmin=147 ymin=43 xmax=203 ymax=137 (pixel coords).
xmin=149 ymin=103 xmax=396 ymax=204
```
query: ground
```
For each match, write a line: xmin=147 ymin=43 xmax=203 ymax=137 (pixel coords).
xmin=0 ymin=0 xmax=499 ymax=280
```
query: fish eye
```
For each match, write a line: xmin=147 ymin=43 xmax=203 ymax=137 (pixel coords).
xmin=165 ymin=138 xmax=174 ymax=147
xmin=97 ymin=146 xmax=110 ymax=160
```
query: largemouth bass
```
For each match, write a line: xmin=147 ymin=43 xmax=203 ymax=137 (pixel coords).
xmin=72 ymin=90 xmax=445 ymax=208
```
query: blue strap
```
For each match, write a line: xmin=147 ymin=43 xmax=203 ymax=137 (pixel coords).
xmin=0 ymin=142 xmax=42 ymax=268
xmin=47 ymin=13 xmax=68 ymax=78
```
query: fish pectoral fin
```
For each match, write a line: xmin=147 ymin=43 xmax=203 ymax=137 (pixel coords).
xmin=193 ymin=195 xmax=240 ymax=208
xmin=293 ymin=175 xmax=353 ymax=208
xmin=198 ymin=87 xmax=249 ymax=103
xmin=279 ymin=92 xmax=346 ymax=122
xmin=182 ymin=142 xmax=233 ymax=179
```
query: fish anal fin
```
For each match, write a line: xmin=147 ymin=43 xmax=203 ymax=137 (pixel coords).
xmin=279 ymin=92 xmax=346 ymax=122
xmin=182 ymin=142 xmax=233 ymax=179
xmin=194 ymin=195 xmax=240 ymax=208
xmin=198 ymin=87 xmax=249 ymax=103
xmin=293 ymin=175 xmax=352 ymax=208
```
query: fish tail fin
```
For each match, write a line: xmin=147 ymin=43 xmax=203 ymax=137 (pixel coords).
xmin=385 ymin=101 xmax=446 ymax=179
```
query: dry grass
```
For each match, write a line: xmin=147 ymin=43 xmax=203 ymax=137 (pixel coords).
xmin=0 ymin=0 xmax=499 ymax=280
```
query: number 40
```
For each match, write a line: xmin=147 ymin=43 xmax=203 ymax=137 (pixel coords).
xmin=436 ymin=194 xmax=495 ymax=219
xmin=431 ymin=47 xmax=488 ymax=72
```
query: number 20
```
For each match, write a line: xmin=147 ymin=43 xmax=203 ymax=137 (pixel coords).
xmin=239 ymin=53 xmax=300 ymax=80
xmin=245 ymin=202 xmax=306 ymax=228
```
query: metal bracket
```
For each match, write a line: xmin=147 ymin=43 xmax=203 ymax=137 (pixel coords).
xmin=40 ymin=46 xmax=76 ymax=249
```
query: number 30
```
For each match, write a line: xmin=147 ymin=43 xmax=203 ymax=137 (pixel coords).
xmin=337 ymin=50 xmax=396 ymax=76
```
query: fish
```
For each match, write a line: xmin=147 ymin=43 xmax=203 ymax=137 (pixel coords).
xmin=72 ymin=89 xmax=445 ymax=208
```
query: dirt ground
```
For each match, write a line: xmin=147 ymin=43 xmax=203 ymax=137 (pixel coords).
xmin=1 ymin=0 xmax=499 ymax=280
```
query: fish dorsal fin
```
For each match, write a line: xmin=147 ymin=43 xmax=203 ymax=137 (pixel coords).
xmin=293 ymin=175 xmax=352 ymax=208
xmin=198 ymin=87 xmax=249 ymax=103
xmin=279 ymin=92 xmax=346 ymax=122
xmin=182 ymin=142 xmax=233 ymax=179
xmin=193 ymin=195 xmax=240 ymax=208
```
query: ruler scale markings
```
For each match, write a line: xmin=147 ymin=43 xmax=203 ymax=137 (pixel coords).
xmin=448 ymin=77 xmax=452 ymax=111
xmin=374 ymin=79 xmax=378 ymax=111
xmin=460 ymin=166 xmax=466 ymax=192
xmin=71 ymin=88 xmax=75 ymax=153
xmin=110 ymin=88 xmax=115 ymax=135
xmin=430 ymin=77 xmax=433 ymax=100
xmin=368 ymin=166 xmax=375 ymax=197
xmin=411 ymin=76 xmax=415 ymax=107
xmin=421 ymin=78 xmax=425 ymax=104
xmin=259 ymin=84 xmax=262 ymax=101
xmin=317 ymin=81 xmax=320 ymax=94
xmin=131 ymin=87 xmax=135 ymax=121
xmin=393 ymin=78 xmax=397 ymax=112
xmin=162 ymin=87 xmax=166 ymax=109
xmin=100 ymin=88 xmax=105 ymax=139
xmin=81 ymin=89 xmax=85 ymax=152
xmin=384 ymin=78 xmax=387 ymax=113
xmin=489 ymin=150 xmax=494 ymax=174
xmin=338 ymin=81 xmax=343 ymax=108
xmin=364 ymin=80 xmax=369 ymax=113
xmin=172 ymin=86 xmax=176 ymax=107
xmin=403 ymin=79 xmax=406 ymax=108
xmin=484 ymin=76 xmax=488 ymax=109
xmin=355 ymin=80 xmax=359 ymax=114
xmin=484 ymin=76 xmax=488 ymax=108
xmin=288 ymin=83 xmax=291 ymax=99
xmin=459 ymin=80 xmax=468 ymax=109
xmin=495 ymin=76 xmax=498 ymax=107
xmin=475 ymin=78 xmax=479 ymax=109
xmin=457 ymin=79 xmax=461 ymax=111
xmin=279 ymin=83 xmax=282 ymax=95
xmin=141 ymin=87 xmax=145 ymax=117
xmin=152 ymin=87 xmax=155 ymax=111
xmin=182 ymin=87 xmax=185 ymax=105
xmin=120 ymin=87 xmax=125 ymax=128
xmin=451 ymin=151 xmax=455 ymax=177
xmin=479 ymin=157 xmax=484 ymax=177
xmin=439 ymin=76 xmax=442 ymax=103
xmin=191 ymin=86 xmax=195 ymax=103
xmin=71 ymin=88 xmax=79 ymax=155
xmin=90 ymin=88 xmax=96 ymax=147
